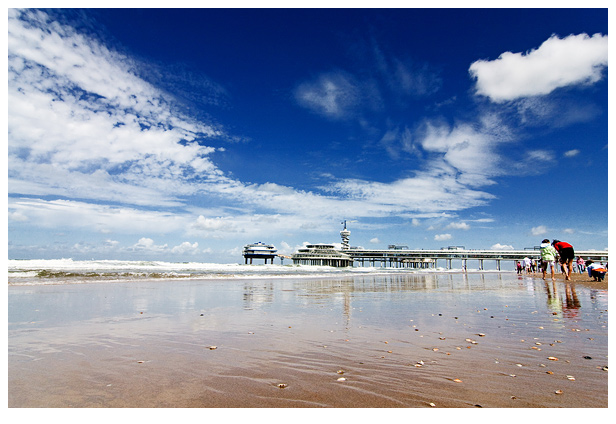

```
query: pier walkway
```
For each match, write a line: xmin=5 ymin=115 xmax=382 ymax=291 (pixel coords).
xmin=347 ymin=248 xmax=608 ymax=270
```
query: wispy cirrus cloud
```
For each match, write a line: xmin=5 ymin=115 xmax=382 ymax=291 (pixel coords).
xmin=8 ymin=198 xmax=188 ymax=234
xmin=8 ymin=9 xmax=225 ymax=208
xmin=324 ymin=166 xmax=496 ymax=214
xmin=371 ymin=39 xmax=442 ymax=98
xmin=564 ymin=149 xmax=581 ymax=158
xmin=293 ymin=70 xmax=380 ymax=120
xmin=293 ymin=38 xmax=442 ymax=121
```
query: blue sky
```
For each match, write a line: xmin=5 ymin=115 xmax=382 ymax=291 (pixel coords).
xmin=7 ymin=7 xmax=609 ymax=262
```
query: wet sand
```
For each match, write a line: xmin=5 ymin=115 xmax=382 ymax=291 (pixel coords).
xmin=8 ymin=272 xmax=608 ymax=408
xmin=532 ymin=268 xmax=608 ymax=289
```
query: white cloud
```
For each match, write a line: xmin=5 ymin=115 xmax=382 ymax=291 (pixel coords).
xmin=491 ymin=243 xmax=514 ymax=250
xmin=563 ymin=228 xmax=575 ymax=234
xmin=446 ymin=222 xmax=470 ymax=230
xmin=171 ymin=241 xmax=200 ymax=254
xmin=370 ymin=237 xmax=380 ymax=244
xmin=278 ymin=241 xmax=293 ymax=255
xmin=6 ymin=9 xmax=512 ymax=242
xmin=8 ymin=197 xmax=336 ymax=245
xmin=531 ymin=225 xmax=548 ymax=236
xmin=434 ymin=233 xmax=452 ymax=241
xmin=192 ymin=215 xmax=239 ymax=233
xmin=526 ymin=150 xmax=555 ymax=162
xmin=8 ymin=9 xmax=223 ymax=208
xmin=326 ymin=167 xmax=495 ymax=215
xmin=190 ymin=215 xmax=244 ymax=238
xmin=132 ymin=237 xmax=168 ymax=252
xmin=12 ymin=9 xmax=599 ymax=259
xmin=105 ymin=239 xmax=120 ymax=248
xmin=8 ymin=197 xmax=187 ymax=234
xmin=564 ymin=149 xmax=580 ymax=158
xmin=416 ymin=117 xmax=516 ymax=187
xmin=470 ymin=33 xmax=608 ymax=102
xmin=8 ymin=211 xmax=28 ymax=222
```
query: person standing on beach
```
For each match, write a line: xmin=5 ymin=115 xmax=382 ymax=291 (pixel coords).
xmin=552 ymin=240 xmax=575 ymax=281
xmin=540 ymin=239 xmax=558 ymax=280
xmin=576 ymin=256 xmax=585 ymax=273
xmin=523 ymin=257 xmax=532 ymax=273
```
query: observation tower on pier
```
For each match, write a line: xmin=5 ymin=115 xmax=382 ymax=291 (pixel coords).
xmin=340 ymin=220 xmax=351 ymax=250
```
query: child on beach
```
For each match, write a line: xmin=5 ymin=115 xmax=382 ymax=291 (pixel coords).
xmin=540 ymin=239 xmax=558 ymax=280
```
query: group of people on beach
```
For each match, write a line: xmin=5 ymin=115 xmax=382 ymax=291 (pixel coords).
xmin=536 ymin=239 xmax=607 ymax=282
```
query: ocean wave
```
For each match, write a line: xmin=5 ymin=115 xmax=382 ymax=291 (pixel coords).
xmin=7 ymin=258 xmax=507 ymax=286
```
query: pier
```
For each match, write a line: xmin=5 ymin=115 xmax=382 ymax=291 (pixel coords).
xmin=347 ymin=247 xmax=608 ymax=270
xmin=267 ymin=222 xmax=608 ymax=270
xmin=291 ymin=244 xmax=354 ymax=267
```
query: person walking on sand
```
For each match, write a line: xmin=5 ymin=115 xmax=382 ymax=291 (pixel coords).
xmin=540 ymin=239 xmax=558 ymax=280
xmin=552 ymin=240 xmax=575 ymax=281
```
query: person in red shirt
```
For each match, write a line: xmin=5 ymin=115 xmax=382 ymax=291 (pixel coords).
xmin=552 ymin=240 xmax=575 ymax=281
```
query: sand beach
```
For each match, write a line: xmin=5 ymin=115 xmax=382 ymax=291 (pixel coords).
xmin=8 ymin=270 xmax=608 ymax=408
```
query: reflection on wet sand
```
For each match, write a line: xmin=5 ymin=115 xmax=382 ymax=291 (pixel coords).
xmin=242 ymin=273 xmax=509 ymax=305
xmin=544 ymin=281 xmax=583 ymax=320
xmin=8 ymin=273 xmax=608 ymax=408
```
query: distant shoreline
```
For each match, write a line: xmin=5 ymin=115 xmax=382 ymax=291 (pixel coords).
xmin=7 ymin=257 xmax=608 ymax=288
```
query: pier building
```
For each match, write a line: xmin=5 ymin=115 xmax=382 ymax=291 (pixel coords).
xmin=243 ymin=242 xmax=277 ymax=264
xmin=291 ymin=244 xmax=353 ymax=267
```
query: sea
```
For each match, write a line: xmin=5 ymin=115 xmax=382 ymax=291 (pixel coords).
xmin=7 ymin=258 xmax=485 ymax=285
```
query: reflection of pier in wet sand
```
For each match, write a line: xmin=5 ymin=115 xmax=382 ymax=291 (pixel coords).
xmin=9 ymin=272 xmax=608 ymax=407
